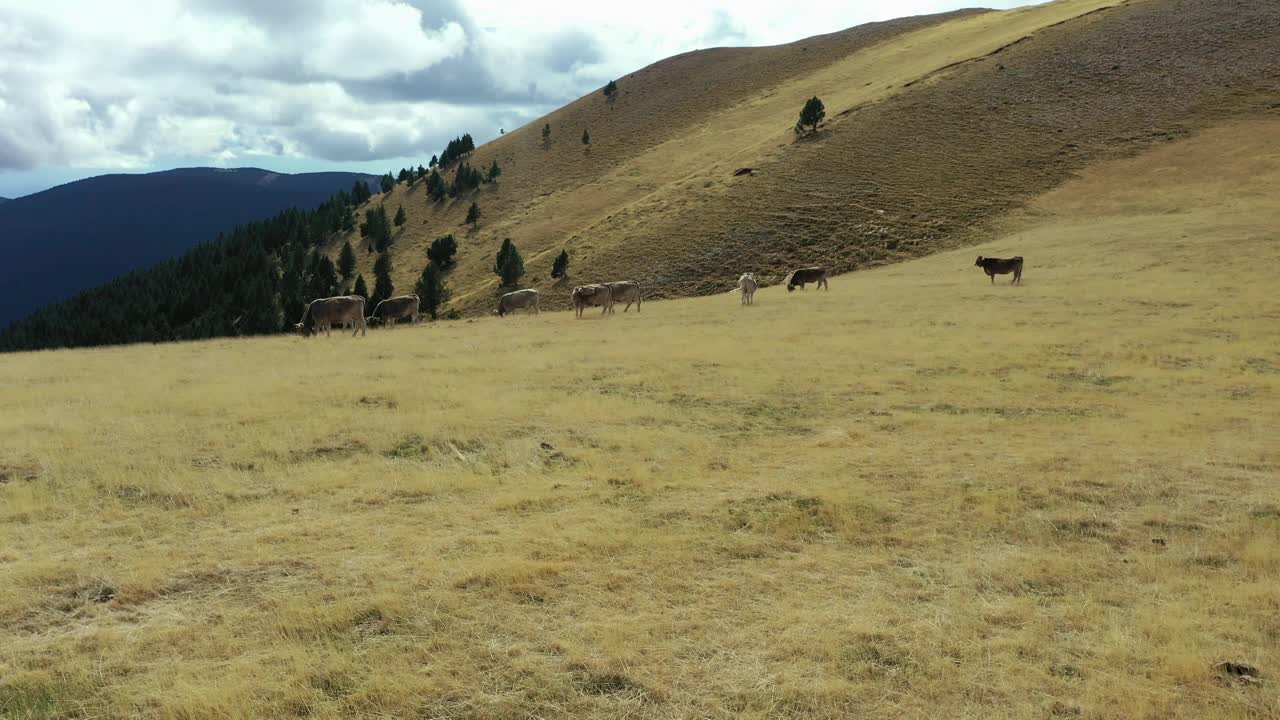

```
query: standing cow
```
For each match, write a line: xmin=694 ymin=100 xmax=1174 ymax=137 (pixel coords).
xmin=785 ymin=267 xmax=828 ymax=292
xmin=975 ymin=256 xmax=1024 ymax=285
xmin=370 ymin=295 xmax=420 ymax=328
xmin=738 ymin=273 xmax=758 ymax=305
xmin=571 ymin=285 xmax=613 ymax=317
xmin=497 ymin=289 xmax=540 ymax=316
xmin=297 ymin=296 xmax=367 ymax=337
xmin=604 ymin=281 xmax=642 ymax=313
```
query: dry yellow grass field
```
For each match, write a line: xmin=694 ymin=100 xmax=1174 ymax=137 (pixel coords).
xmin=1 ymin=120 xmax=1277 ymax=718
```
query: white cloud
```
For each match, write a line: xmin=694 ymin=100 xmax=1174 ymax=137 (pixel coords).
xmin=0 ymin=0 xmax=1041 ymax=192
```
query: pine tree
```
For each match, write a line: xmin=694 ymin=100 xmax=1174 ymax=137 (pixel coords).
xmin=380 ymin=174 xmax=394 ymax=193
xmin=603 ymin=79 xmax=618 ymax=101
xmin=493 ymin=238 xmax=524 ymax=286
xmin=341 ymin=208 xmax=356 ymax=232
xmin=397 ymin=168 xmax=410 ymax=184
xmin=551 ymin=249 xmax=570 ymax=279
xmin=795 ymin=96 xmax=826 ymax=135
xmin=414 ymin=262 xmax=451 ymax=320
xmin=338 ymin=241 xmax=357 ymax=279
xmin=429 ymin=155 xmax=438 ymax=169
xmin=487 ymin=159 xmax=501 ymax=183
xmin=416 ymin=164 xmax=426 ymax=181
xmin=427 ymin=234 xmax=458 ymax=269
xmin=366 ymin=206 xmax=392 ymax=252
xmin=353 ymin=273 xmax=369 ymax=302
xmin=542 ymin=123 xmax=551 ymax=148
xmin=372 ymin=252 xmax=394 ymax=308
xmin=394 ymin=205 xmax=406 ymax=227
xmin=466 ymin=201 xmax=480 ymax=227
xmin=582 ymin=128 xmax=590 ymax=146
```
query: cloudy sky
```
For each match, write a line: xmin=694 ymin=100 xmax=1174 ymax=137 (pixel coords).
xmin=0 ymin=0 xmax=1039 ymax=198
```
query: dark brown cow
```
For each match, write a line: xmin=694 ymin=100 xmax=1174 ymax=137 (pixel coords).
xmin=604 ymin=281 xmax=641 ymax=313
xmin=785 ymin=267 xmax=828 ymax=292
xmin=572 ymin=285 xmax=613 ymax=317
xmin=975 ymin=256 xmax=1023 ymax=285
xmin=297 ymin=296 xmax=367 ymax=337
xmin=370 ymin=295 xmax=420 ymax=328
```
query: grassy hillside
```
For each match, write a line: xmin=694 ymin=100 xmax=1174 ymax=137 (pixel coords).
xmin=2 ymin=120 xmax=1277 ymax=718
xmin=327 ymin=0 xmax=1279 ymax=315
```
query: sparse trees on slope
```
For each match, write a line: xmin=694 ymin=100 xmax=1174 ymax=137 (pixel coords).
xmin=426 ymin=169 xmax=446 ymax=202
xmin=427 ymin=234 xmax=458 ymax=269
xmin=364 ymin=205 xmax=392 ymax=252
xmin=795 ymin=96 xmax=826 ymax=135
xmin=415 ymin=262 xmax=451 ymax=320
xmin=494 ymin=238 xmax=524 ymax=286
xmin=603 ymin=79 xmax=618 ymax=102
xmin=338 ymin=240 xmax=357 ymax=280
xmin=394 ymin=205 xmax=406 ymax=227
xmin=551 ymin=249 xmax=570 ymax=279
xmin=466 ymin=201 xmax=480 ymax=227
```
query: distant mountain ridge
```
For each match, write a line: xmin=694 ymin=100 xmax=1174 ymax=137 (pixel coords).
xmin=0 ymin=168 xmax=376 ymax=328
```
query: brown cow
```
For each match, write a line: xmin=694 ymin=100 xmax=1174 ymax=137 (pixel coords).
xmin=497 ymin=288 xmax=540 ymax=316
xmin=297 ymin=296 xmax=367 ymax=337
xmin=975 ymin=256 xmax=1023 ymax=285
xmin=785 ymin=267 xmax=828 ymax=292
xmin=572 ymin=285 xmax=613 ymax=318
xmin=604 ymin=281 xmax=641 ymax=313
xmin=370 ymin=295 xmax=420 ymax=328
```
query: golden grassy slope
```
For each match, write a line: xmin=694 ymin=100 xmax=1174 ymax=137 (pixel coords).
xmin=326 ymin=0 xmax=1279 ymax=316
xmin=2 ymin=121 xmax=1278 ymax=718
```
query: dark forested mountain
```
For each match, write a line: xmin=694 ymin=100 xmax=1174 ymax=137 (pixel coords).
xmin=0 ymin=197 xmax=10 ymax=204
xmin=0 ymin=179 xmax=379 ymax=352
xmin=0 ymin=168 xmax=376 ymax=328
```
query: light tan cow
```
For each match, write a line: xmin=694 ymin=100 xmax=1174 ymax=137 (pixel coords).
xmin=497 ymin=288 xmax=540 ymax=316
xmin=296 ymin=296 xmax=367 ymax=337
xmin=572 ymin=284 xmax=613 ymax=318
xmin=737 ymin=273 xmax=758 ymax=305
xmin=370 ymin=295 xmax=420 ymax=328
xmin=604 ymin=281 xmax=642 ymax=313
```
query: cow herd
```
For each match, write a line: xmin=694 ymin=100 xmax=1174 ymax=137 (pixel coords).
xmin=296 ymin=257 xmax=1023 ymax=336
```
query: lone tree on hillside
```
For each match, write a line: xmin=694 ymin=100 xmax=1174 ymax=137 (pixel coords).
xmin=603 ymin=79 xmax=618 ymax=102
xmin=494 ymin=238 xmax=525 ymax=286
xmin=551 ymin=249 xmax=570 ymax=280
xmin=352 ymin=273 xmax=369 ymax=302
xmin=466 ymin=201 xmax=480 ymax=227
xmin=487 ymin=159 xmax=501 ymax=183
xmin=427 ymin=234 xmax=458 ymax=269
xmin=372 ymin=252 xmax=394 ymax=309
xmin=338 ymin=240 xmax=357 ymax=280
xmin=394 ymin=205 xmax=407 ymax=227
xmin=542 ymin=122 xmax=551 ymax=148
xmin=415 ymin=262 xmax=451 ymax=320
xmin=582 ymin=128 xmax=590 ymax=146
xmin=795 ymin=96 xmax=826 ymax=136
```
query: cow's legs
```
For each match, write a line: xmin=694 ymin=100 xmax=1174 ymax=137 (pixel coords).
xmin=990 ymin=273 xmax=995 ymax=285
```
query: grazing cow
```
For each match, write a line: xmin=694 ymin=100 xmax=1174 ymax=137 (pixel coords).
xmin=604 ymin=281 xmax=642 ymax=313
xmin=370 ymin=295 xmax=420 ymax=328
xmin=737 ymin=273 xmax=758 ymax=305
xmin=297 ymin=296 xmax=367 ymax=337
xmin=785 ymin=267 xmax=828 ymax=292
xmin=975 ymin=256 xmax=1023 ymax=285
xmin=497 ymin=288 xmax=540 ymax=316
xmin=571 ymin=284 xmax=613 ymax=317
